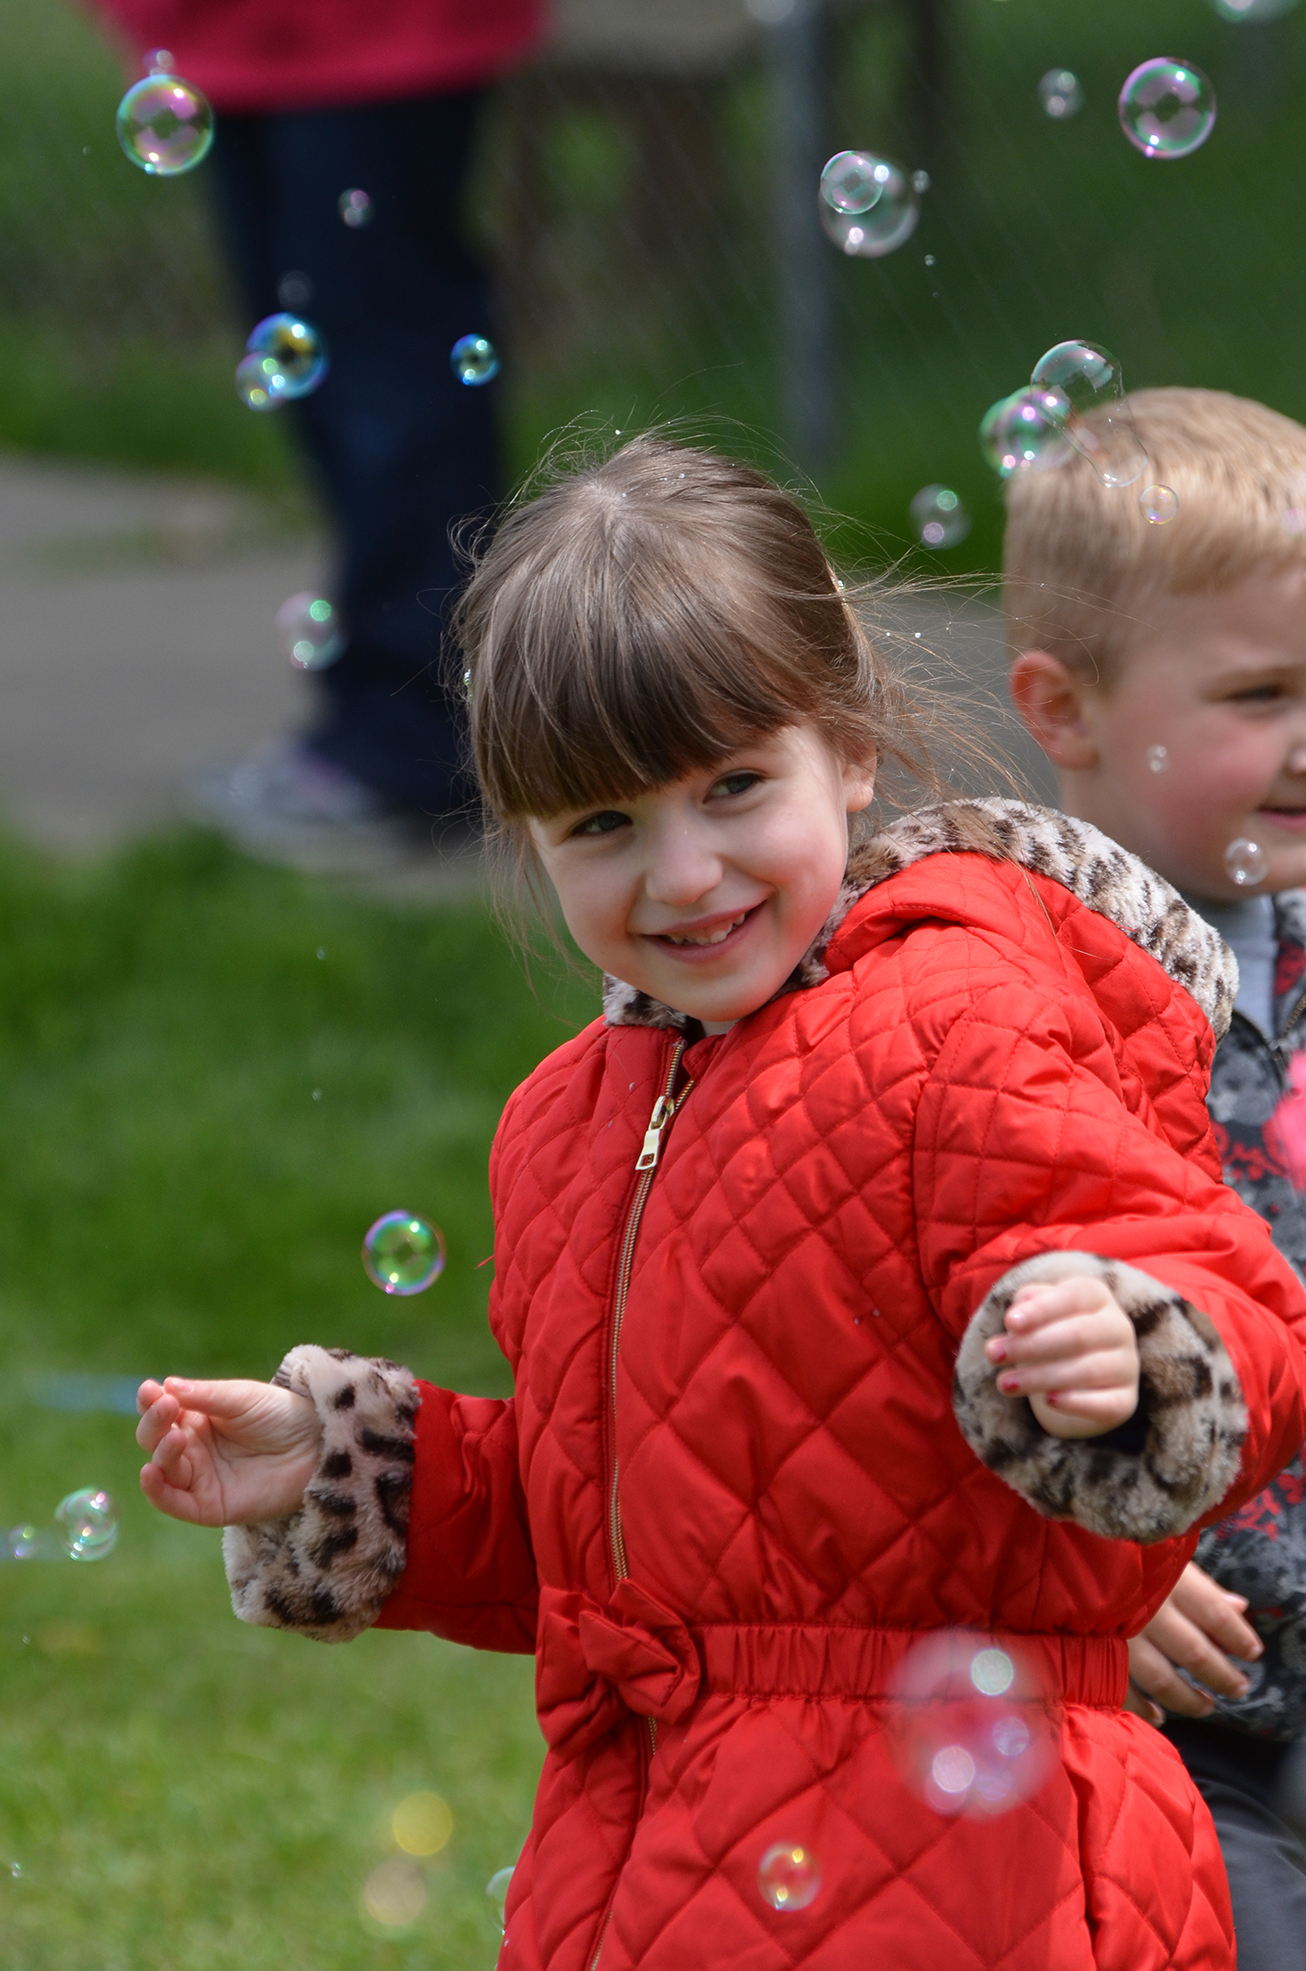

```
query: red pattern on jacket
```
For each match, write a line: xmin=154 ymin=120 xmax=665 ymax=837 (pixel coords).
xmin=87 ymin=0 xmax=542 ymax=114
xmin=380 ymin=849 xmax=1306 ymax=1969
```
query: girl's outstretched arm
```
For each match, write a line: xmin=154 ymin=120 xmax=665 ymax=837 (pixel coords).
xmin=136 ymin=1376 xmax=322 ymax=1525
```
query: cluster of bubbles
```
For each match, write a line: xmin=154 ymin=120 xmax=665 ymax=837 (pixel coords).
xmin=361 ymin=1793 xmax=453 ymax=1928
xmin=818 ymin=151 xmax=926 ymax=257
xmin=980 ymin=342 xmax=1180 ymax=523
xmin=910 ymin=484 xmax=971 ymax=550
xmin=236 ymin=313 xmax=329 ymax=412
xmin=1119 ymin=59 xmax=1217 ymax=160
xmin=1038 ymin=70 xmax=1083 ymax=120
xmin=339 ymin=188 xmax=373 ymax=228
xmin=115 ymin=53 xmax=213 ymax=177
xmin=451 ymin=335 xmax=500 ymax=387
xmin=886 ymin=1633 xmax=1055 ymax=1819
xmin=5 ymin=1488 xmax=119 ymax=1563
xmin=275 ymin=592 xmax=346 ymax=671
xmin=362 ymin=1212 xmax=447 ymax=1295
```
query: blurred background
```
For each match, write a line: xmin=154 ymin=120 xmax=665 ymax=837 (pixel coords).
xmin=1 ymin=1 xmax=1304 ymax=1966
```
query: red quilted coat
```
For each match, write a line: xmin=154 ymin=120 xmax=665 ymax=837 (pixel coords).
xmin=228 ymin=803 xmax=1306 ymax=1970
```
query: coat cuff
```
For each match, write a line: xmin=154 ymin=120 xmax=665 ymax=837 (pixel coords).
xmin=952 ymin=1252 xmax=1247 ymax=1544
xmin=222 ymin=1345 xmax=419 ymax=1642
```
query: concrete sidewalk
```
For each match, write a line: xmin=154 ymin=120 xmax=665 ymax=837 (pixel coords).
xmin=0 ymin=452 xmax=1053 ymax=862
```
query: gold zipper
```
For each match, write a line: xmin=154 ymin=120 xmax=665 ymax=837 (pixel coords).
xmin=608 ymin=1037 xmax=690 ymax=1581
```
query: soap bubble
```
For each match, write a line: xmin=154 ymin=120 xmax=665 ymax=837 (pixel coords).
xmin=486 ymin=1866 xmax=515 ymax=1932
xmin=1225 ymin=837 xmax=1269 ymax=887
xmin=757 ymin=1842 xmax=821 ymax=1911
xmin=362 ymin=1858 xmax=426 ymax=1927
xmin=820 ymin=151 xmax=884 ymax=215
xmin=277 ymin=270 xmax=314 ymax=310
xmin=246 ymin=313 xmax=329 ymax=399
xmin=819 ymin=153 xmax=919 ymax=256
xmin=1140 ymin=485 xmax=1179 ymax=525
xmin=911 ymin=485 xmax=971 ymax=549
xmin=116 ymin=74 xmax=214 ymax=176
xmin=5 ymin=1524 xmax=59 ymax=1561
xmin=1030 ymin=341 xmax=1149 ymax=488
xmin=275 ymin=592 xmax=346 ymax=670
xmin=450 ymin=335 xmax=500 ymax=386
xmin=1118 ymin=59 xmax=1217 ymax=160
xmin=362 ymin=1212 xmax=447 ymax=1295
xmin=235 ymin=354 xmax=289 ymax=412
xmin=887 ymin=1632 xmax=1056 ymax=1818
xmin=339 ymin=188 xmax=373 ymax=228
xmin=1039 ymin=69 xmax=1084 ymax=119
xmin=392 ymin=1793 xmax=452 ymax=1856
xmin=979 ymin=387 xmax=1075 ymax=478
xmin=911 ymin=168 xmax=931 ymax=194
xmin=1214 ymin=0 xmax=1299 ymax=16
xmin=1147 ymin=744 xmax=1169 ymax=772
xmin=54 ymin=1488 xmax=119 ymax=1560
xmin=144 ymin=48 xmax=175 ymax=75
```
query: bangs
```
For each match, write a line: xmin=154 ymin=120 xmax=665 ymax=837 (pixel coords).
xmin=461 ymin=440 xmax=856 ymax=821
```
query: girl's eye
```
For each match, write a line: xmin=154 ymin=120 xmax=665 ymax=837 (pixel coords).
xmin=709 ymin=771 xmax=761 ymax=799
xmin=573 ymin=810 xmax=629 ymax=837
xmin=1230 ymin=686 xmax=1284 ymax=705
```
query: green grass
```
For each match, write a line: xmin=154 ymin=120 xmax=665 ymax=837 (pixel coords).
xmin=0 ymin=831 xmax=595 ymax=1968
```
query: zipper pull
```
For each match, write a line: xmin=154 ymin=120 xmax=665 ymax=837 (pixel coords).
xmin=636 ymin=1096 xmax=669 ymax=1172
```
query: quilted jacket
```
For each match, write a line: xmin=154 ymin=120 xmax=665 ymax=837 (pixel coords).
xmin=225 ymin=802 xmax=1306 ymax=1971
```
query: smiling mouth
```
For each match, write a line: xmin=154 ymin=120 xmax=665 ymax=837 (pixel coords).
xmin=659 ymin=911 xmax=751 ymax=947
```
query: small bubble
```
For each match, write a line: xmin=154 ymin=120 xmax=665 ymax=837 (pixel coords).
xmin=1225 ymin=837 xmax=1269 ymax=887
xmin=820 ymin=154 xmax=920 ymax=257
xmin=245 ymin=313 xmax=328 ymax=400
xmin=911 ymin=168 xmax=931 ymax=193
xmin=1118 ymin=58 xmax=1216 ymax=160
xmin=1038 ymin=69 xmax=1084 ymax=119
xmin=338 ymin=187 xmax=373 ymax=228
xmin=1147 ymin=744 xmax=1169 ymax=772
xmin=888 ymin=1631 xmax=1055 ymax=1820
xmin=54 ymin=1489 xmax=119 ymax=1561
xmin=924 ymin=253 xmax=936 ymax=266
xmin=911 ymin=484 xmax=971 ymax=550
xmin=363 ymin=1211 xmax=446 ymax=1295
xmin=275 ymin=592 xmax=345 ymax=670
xmin=362 ymin=1858 xmax=426 ymax=1927
xmin=450 ymin=334 xmax=500 ymax=386
xmin=757 ymin=1842 xmax=821 ymax=1911
xmin=980 ymin=387 xmax=1074 ymax=478
xmin=393 ymin=1792 xmax=452 ymax=1855
xmin=144 ymin=48 xmax=175 ymax=74
xmin=277 ymin=269 xmax=314 ymax=310
xmin=1140 ymin=484 xmax=1179 ymax=525
xmin=116 ymin=73 xmax=214 ymax=176
xmin=1030 ymin=341 xmax=1148 ymax=488
xmin=316 ymin=947 xmax=327 ymax=960
xmin=312 ymin=1089 xmax=323 ymax=1102
xmin=820 ymin=150 xmax=885 ymax=215
xmin=486 ymin=1866 xmax=514 ymax=1933
xmin=10 ymin=1862 xmax=20 ymax=1876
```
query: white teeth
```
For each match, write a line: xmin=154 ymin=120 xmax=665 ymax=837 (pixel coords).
xmin=664 ymin=913 xmax=747 ymax=947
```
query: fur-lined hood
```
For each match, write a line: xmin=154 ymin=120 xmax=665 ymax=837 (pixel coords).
xmin=602 ymin=798 xmax=1237 ymax=1041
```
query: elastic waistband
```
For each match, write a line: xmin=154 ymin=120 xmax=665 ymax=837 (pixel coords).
xmin=693 ymin=1624 xmax=1127 ymax=1708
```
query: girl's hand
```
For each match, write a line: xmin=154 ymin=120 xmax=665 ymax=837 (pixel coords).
xmin=983 ymin=1275 xmax=1140 ymax=1439
xmin=1125 ymin=1561 xmax=1263 ymax=1725
xmin=136 ymin=1376 xmax=322 ymax=1526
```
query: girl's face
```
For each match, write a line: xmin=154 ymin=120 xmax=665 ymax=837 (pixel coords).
xmin=528 ymin=725 xmax=876 ymax=1026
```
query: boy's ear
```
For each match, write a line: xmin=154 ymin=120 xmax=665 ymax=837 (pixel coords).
xmin=1008 ymin=650 xmax=1098 ymax=770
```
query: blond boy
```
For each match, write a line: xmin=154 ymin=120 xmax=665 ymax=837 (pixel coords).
xmin=1006 ymin=386 xmax=1306 ymax=1970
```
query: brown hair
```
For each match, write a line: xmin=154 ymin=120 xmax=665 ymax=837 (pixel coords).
xmin=1004 ymin=386 xmax=1306 ymax=687
xmin=455 ymin=435 xmax=1002 ymax=869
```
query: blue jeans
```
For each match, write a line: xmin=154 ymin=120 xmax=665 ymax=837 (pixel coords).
xmin=211 ymin=88 xmax=495 ymax=814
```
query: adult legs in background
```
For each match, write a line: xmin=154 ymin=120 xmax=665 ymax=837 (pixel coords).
xmin=1167 ymin=1718 xmax=1306 ymax=1971
xmin=208 ymin=89 xmax=494 ymax=824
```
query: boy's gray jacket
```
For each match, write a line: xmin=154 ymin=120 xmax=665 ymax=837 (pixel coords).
xmin=1195 ymin=888 xmax=1306 ymax=1740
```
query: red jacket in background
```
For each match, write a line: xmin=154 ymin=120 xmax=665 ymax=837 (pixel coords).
xmin=88 ymin=0 xmax=544 ymax=113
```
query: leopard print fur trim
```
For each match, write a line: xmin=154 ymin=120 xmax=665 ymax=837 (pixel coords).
xmin=602 ymin=800 xmax=1237 ymax=1040
xmin=952 ymin=1252 xmax=1248 ymax=1544
xmin=222 ymin=1345 xmax=419 ymax=1643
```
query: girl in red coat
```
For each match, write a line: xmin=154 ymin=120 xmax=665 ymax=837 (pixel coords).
xmin=137 ymin=439 xmax=1306 ymax=1970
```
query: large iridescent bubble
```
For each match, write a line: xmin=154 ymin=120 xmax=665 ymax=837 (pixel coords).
xmin=888 ymin=1633 xmax=1056 ymax=1818
xmin=362 ymin=1212 xmax=447 ymax=1295
xmin=1030 ymin=341 xmax=1149 ymax=488
xmin=979 ymin=388 xmax=1074 ymax=478
xmin=116 ymin=72 xmax=214 ymax=177
xmin=1118 ymin=59 xmax=1216 ymax=160
xmin=245 ymin=313 xmax=329 ymax=399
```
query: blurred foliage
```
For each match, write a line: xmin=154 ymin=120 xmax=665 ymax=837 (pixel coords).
xmin=0 ymin=830 xmax=596 ymax=1966
xmin=2 ymin=1 xmax=1304 ymax=564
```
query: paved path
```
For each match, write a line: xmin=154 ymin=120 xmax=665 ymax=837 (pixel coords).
xmin=0 ymin=452 xmax=1053 ymax=858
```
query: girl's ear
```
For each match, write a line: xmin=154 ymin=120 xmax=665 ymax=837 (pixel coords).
xmin=1008 ymin=651 xmax=1098 ymax=770
xmin=842 ymin=754 xmax=878 ymax=814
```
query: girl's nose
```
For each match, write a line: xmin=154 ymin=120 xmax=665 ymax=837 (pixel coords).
xmin=643 ymin=822 xmax=723 ymax=906
xmin=1289 ymin=745 xmax=1306 ymax=778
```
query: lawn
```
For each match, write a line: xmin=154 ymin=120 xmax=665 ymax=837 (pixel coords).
xmin=0 ymin=831 xmax=595 ymax=1969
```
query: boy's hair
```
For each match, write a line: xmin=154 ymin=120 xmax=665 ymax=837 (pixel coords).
xmin=1004 ymin=387 xmax=1306 ymax=686
xmin=456 ymin=435 xmax=980 ymax=834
